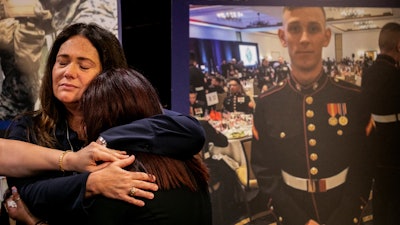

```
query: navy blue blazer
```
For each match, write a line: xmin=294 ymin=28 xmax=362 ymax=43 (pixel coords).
xmin=101 ymin=109 xmax=205 ymax=159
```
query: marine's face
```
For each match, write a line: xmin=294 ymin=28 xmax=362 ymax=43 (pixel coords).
xmin=278 ymin=7 xmax=331 ymax=74
xmin=228 ymin=80 xmax=240 ymax=93
xmin=52 ymin=35 xmax=102 ymax=107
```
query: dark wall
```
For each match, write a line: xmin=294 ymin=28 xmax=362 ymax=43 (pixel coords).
xmin=120 ymin=1 xmax=172 ymax=108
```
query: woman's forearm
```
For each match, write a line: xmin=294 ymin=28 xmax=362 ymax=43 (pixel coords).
xmin=0 ymin=139 xmax=62 ymax=177
xmin=0 ymin=139 xmax=124 ymax=177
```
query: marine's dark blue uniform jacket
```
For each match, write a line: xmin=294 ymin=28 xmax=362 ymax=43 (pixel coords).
xmin=251 ymin=72 xmax=373 ymax=225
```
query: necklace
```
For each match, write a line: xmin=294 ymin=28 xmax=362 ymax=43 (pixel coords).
xmin=66 ymin=120 xmax=74 ymax=152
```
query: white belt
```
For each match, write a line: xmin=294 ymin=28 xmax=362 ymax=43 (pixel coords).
xmin=281 ymin=167 xmax=348 ymax=193
xmin=372 ymin=113 xmax=400 ymax=123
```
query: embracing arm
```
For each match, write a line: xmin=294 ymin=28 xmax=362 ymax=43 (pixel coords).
xmin=100 ymin=109 xmax=206 ymax=159
xmin=0 ymin=139 xmax=126 ymax=177
xmin=0 ymin=139 xmax=61 ymax=176
xmin=15 ymin=158 xmax=157 ymax=220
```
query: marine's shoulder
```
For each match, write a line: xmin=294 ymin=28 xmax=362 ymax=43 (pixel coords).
xmin=258 ymin=79 xmax=288 ymax=100
xmin=328 ymin=77 xmax=361 ymax=93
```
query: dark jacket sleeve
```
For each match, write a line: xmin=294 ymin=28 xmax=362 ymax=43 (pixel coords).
xmin=18 ymin=173 xmax=90 ymax=221
xmin=5 ymin=116 xmax=90 ymax=221
xmin=100 ymin=109 xmax=205 ymax=159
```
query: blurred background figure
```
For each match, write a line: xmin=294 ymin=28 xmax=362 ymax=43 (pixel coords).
xmin=189 ymin=52 xmax=207 ymax=103
xmin=206 ymin=75 xmax=227 ymax=112
xmin=189 ymin=89 xmax=207 ymax=118
xmin=361 ymin=22 xmax=400 ymax=225
xmin=273 ymin=56 xmax=291 ymax=83
xmin=256 ymin=57 xmax=276 ymax=93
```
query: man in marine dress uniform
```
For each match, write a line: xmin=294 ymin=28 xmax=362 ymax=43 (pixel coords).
xmin=361 ymin=22 xmax=400 ymax=225
xmin=223 ymin=78 xmax=254 ymax=114
xmin=251 ymin=7 xmax=373 ymax=225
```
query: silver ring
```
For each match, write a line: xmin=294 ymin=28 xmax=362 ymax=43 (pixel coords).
xmin=96 ymin=136 xmax=107 ymax=146
xmin=129 ymin=187 xmax=136 ymax=197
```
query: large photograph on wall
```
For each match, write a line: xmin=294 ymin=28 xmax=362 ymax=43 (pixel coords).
xmin=188 ymin=3 xmax=399 ymax=225
xmin=0 ymin=0 xmax=120 ymax=136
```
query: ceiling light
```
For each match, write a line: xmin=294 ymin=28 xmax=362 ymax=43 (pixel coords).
xmin=216 ymin=11 xmax=243 ymax=21
xmin=341 ymin=8 xmax=365 ymax=18
xmin=353 ymin=20 xmax=378 ymax=30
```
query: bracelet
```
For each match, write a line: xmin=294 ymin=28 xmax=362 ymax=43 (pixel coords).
xmin=58 ymin=150 xmax=72 ymax=172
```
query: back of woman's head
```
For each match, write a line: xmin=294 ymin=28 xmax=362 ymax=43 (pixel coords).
xmin=40 ymin=22 xmax=128 ymax=119
xmin=82 ymin=68 xmax=209 ymax=191
xmin=82 ymin=68 xmax=162 ymax=142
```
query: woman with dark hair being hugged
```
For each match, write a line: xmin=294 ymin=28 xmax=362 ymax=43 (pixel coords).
xmin=83 ymin=68 xmax=211 ymax=225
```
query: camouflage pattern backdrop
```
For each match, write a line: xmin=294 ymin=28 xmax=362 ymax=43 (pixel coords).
xmin=0 ymin=0 xmax=119 ymax=136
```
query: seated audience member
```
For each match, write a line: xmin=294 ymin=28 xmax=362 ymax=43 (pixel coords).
xmin=207 ymin=76 xmax=226 ymax=94
xmin=189 ymin=89 xmax=207 ymax=117
xmin=5 ymin=22 xmax=205 ymax=225
xmin=206 ymin=76 xmax=226 ymax=112
xmin=223 ymin=78 xmax=254 ymax=114
xmin=82 ymin=68 xmax=211 ymax=225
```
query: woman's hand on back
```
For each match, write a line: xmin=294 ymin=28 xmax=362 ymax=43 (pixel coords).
xmin=85 ymin=155 xmax=158 ymax=207
xmin=63 ymin=142 xmax=129 ymax=173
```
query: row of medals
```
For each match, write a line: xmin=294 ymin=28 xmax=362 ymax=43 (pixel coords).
xmin=329 ymin=116 xmax=348 ymax=126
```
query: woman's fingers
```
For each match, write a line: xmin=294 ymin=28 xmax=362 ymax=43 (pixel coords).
xmin=85 ymin=156 xmax=158 ymax=207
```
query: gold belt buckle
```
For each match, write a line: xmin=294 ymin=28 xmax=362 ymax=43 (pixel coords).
xmin=307 ymin=179 xmax=316 ymax=193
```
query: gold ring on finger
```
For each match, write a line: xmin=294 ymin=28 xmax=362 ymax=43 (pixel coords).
xmin=129 ymin=186 xmax=136 ymax=197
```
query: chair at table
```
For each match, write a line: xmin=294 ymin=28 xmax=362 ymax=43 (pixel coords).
xmin=211 ymin=137 xmax=272 ymax=225
xmin=235 ymin=139 xmax=258 ymax=190
xmin=216 ymin=92 xmax=227 ymax=111
xmin=232 ymin=139 xmax=266 ymax=225
xmin=236 ymin=139 xmax=283 ymax=225
xmin=205 ymin=142 xmax=249 ymax=225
